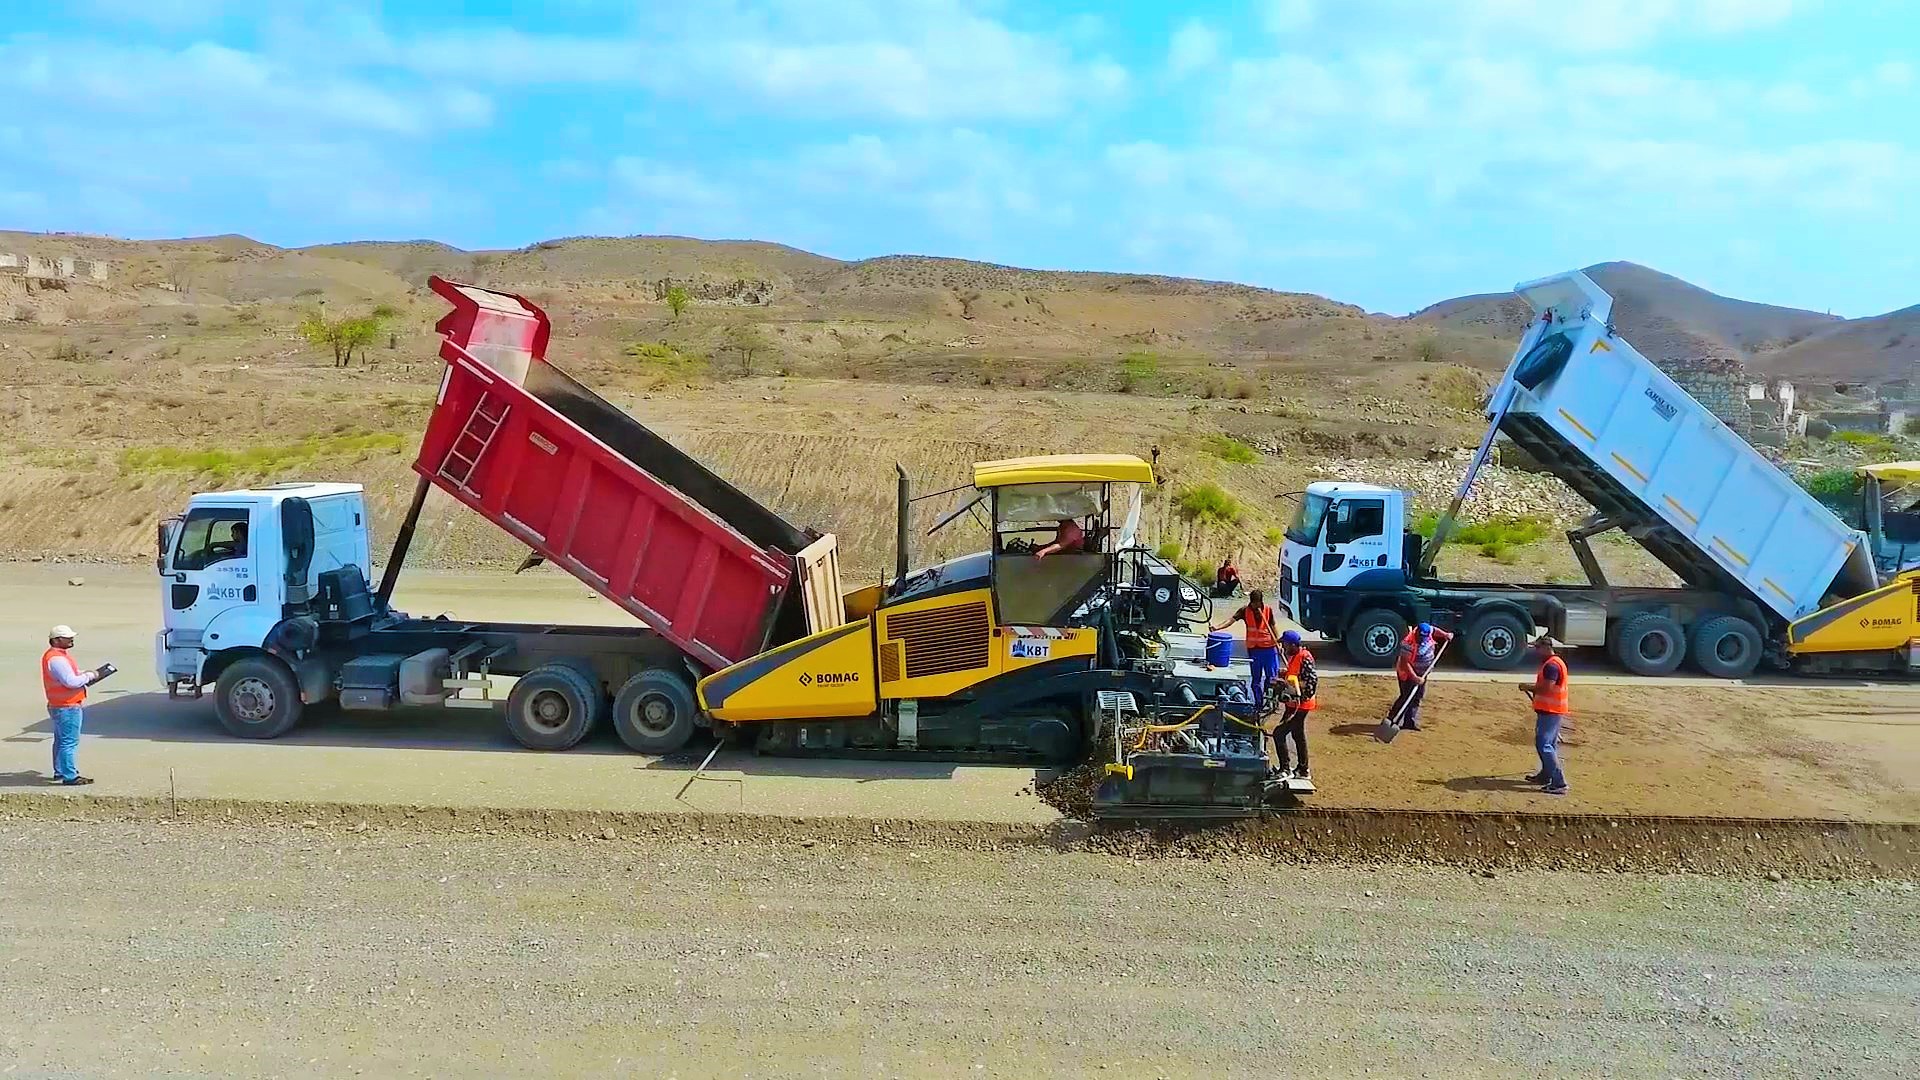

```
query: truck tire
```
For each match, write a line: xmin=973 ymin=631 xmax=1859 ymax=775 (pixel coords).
xmin=1461 ymin=609 xmax=1530 ymax=670
xmin=1614 ymin=613 xmax=1685 ymax=677
xmin=549 ymin=657 xmax=610 ymax=729
xmin=506 ymin=664 xmax=602 ymax=751
xmin=214 ymin=656 xmax=305 ymax=740
xmin=1689 ymin=615 xmax=1762 ymax=679
xmin=611 ymin=668 xmax=697 ymax=755
xmin=1345 ymin=608 xmax=1408 ymax=668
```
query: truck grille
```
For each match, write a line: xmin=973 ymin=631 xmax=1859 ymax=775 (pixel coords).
xmin=886 ymin=602 xmax=990 ymax=679
xmin=878 ymin=641 xmax=903 ymax=683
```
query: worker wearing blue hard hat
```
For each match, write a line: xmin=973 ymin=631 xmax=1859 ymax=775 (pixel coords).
xmin=1390 ymin=620 xmax=1452 ymax=732
xmin=1273 ymin=629 xmax=1316 ymax=783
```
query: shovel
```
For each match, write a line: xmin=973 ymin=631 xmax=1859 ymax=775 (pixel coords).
xmin=1374 ymin=638 xmax=1450 ymax=744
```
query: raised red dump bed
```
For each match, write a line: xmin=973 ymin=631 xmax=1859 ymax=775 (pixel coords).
xmin=418 ymin=276 xmax=818 ymax=670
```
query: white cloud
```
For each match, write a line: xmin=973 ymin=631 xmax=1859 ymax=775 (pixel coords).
xmin=393 ymin=2 xmax=1127 ymax=122
xmin=1262 ymin=0 xmax=1318 ymax=33
xmin=1168 ymin=20 xmax=1223 ymax=76
xmin=1252 ymin=0 xmax=1805 ymax=51
xmin=1873 ymin=60 xmax=1914 ymax=89
xmin=79 ymin=0 xmax=234 ymax=28
xmin=610 ymin=158 xmax=733 ymax=208
xmin=0 ymin=33 xmax=484 ymax=237
xmin=0 ymin=40 xmax=491 ymax=137
xmin=783 ymin=129 xmax=1072 ymax=232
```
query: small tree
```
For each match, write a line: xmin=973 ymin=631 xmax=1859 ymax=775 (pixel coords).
xmin=665 ymin=285 xmax=691 ymax=320
xmin=300 ymin=307 xmax=393 ymax=368
xmin=723 ymin=322 xmax=771 ymax=375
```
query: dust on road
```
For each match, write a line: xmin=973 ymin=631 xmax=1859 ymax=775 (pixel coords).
xmin=0 ymin=817 xmax=1914 ymax=1078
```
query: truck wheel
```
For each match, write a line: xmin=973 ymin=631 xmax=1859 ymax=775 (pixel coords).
xmin=214 ymin=656 xmax=304 ymax=739
xmin=611 ymin=669 xmax=697 ymax=754
xmin=506 ymin=664 xmax=602 ymax=750
xmin=1690 ymin=616 xmax=1762 ymax=679
xmin=1461 ymin=609 xmax=1530 ymax=670
xmin=1344 ymin=609 xmax=1407 ymax=668
xmin=1615 ymin=613 xmax=1685 ymax=677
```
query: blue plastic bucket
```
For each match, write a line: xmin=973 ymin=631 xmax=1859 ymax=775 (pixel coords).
xmin=1205 ymin=631 xmax=1235 ymax=668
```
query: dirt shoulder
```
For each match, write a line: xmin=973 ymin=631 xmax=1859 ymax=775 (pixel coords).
xmin=0 ymin=816 xmax=1913 ymax=1078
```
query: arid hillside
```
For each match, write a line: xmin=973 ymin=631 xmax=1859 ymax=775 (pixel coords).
xmin=1417 ymin=260 xmax=1914 ymax=382
xmin=0 ymin=230 xmax=1906 ymax=582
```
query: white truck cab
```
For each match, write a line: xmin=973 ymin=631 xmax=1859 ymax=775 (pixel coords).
xmin=1278 ymin=481 xmax=1410 ymax=617
xmin=155 ymin=483 xmax=371 ymax=692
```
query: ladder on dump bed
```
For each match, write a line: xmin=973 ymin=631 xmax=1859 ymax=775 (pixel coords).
xmin=437 ymin=392 xmax=509 ymax=494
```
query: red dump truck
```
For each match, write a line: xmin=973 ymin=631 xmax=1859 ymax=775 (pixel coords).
xmin=155 ymin=277 xmax=844 ymax=753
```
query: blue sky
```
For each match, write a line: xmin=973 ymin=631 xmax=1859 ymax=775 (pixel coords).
xmin=2 ymin=0 xmax=1915 ymax=316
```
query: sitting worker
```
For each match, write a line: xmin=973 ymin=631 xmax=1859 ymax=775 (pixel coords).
xmin=1274 ymin=630 xmax=1317 ymax=782
xmin=1033 ymin=517 xmax=1085 ymax=560
xmin=1213 ymin=556 xmax=1241 ymax=597
xmin=211 ymin=521 xmax=248 ymax=563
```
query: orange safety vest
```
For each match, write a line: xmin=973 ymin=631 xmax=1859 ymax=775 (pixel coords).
xmin=42 ymin=647 xmax=85 ymax=708
xmin=1283 ymin=647 xmax=1317 ymax=710
xmin=1532 ymin=655 xmax=1569 ymax=715
xmin=1244 ymin=605 xmax=1277 ymax=650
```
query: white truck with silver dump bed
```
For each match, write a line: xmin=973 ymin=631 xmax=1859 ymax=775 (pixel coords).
xmin=1280 ymin=269 xmax=1917 ymax=679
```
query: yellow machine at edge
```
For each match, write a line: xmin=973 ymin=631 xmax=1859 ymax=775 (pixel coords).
xmin=695 ymin=453 xmax=1218 ymax=762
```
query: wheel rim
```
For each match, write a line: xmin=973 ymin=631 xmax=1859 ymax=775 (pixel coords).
xmin=1363 ymin=624 xmax=1397 ymax=657
xmin=632 ymin=692 xmax=678 ymax=737
xmin=1481 ymin=625 xmax=1517 ymax=660
xmin=1714 ymin=634 xmax=1748 ymax=663
xmin=524 ymin=689 xmax=573 ymax=735
xmin=231 ymin=676 xmax=276 ymax=723
xmin=1637 ymin=631 xmax=1674 ymax=663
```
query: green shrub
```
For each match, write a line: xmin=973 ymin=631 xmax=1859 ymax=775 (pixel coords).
xmin=1176 ymin=482 xmax=1243 ymax=526
xmin=120 ymin=432 xmax=406 ymax=476
xmin=1412 ymin=511 xmax=1550 ymax=549
xmin=1801 ymin=468 xmax=1861 ymax=498
xmin=1156 ymin=541 xmax=1183 ymax=563
xmin=1833 ymin=430 xmax=1900 ymax=456
xmin=624 ymin=340 xmax=704 ymax=370
xmin=1264 ymin=526 xmax=1284 ymax=546
xmin=1203 ymin=434 xmax=1258 ymax=464
xmin=1117 ymin=351 xmax=1159 ymax=393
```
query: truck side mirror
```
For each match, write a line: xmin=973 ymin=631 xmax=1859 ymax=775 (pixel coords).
xmin=155 ymin=517 xmax=181 ymax=575
xmin=282 ymin=497 xmax=316 ymax=601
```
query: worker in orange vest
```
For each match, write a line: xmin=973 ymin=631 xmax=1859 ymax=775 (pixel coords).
xmin=1274 ymin=630 xmax=1318 ymax=782
xmin=1213 ymin=589 xmax=1280 ymax=715
xmin=1519 ymin=635 xmax=1569 ymax=795
xmin=1392 ymin=622 xmax=1453 ymax=731
xmin=42 ymin=625 xmax=99 ymax=786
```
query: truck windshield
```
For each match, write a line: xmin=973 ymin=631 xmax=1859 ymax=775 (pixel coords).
xmin=1286 ymin=493 xmax=1331 ymax=546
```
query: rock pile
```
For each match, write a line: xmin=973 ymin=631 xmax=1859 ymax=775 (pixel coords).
xmin=1300 ymin=456 xmax=1591 ymax=523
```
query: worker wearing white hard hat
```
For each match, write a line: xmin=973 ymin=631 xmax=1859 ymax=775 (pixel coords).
xmin=42 ymin=624 xmax=100 ymax=786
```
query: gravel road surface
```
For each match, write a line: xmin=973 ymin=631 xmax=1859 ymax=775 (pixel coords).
xmin=0 ymin=818 xmax=1915 ymax=1078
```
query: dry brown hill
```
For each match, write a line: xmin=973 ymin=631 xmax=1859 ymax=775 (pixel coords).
xmin=1414 ymin=261 xmax=1889 ymax=378
xmin=1767 ymin=305 xmax=1920 ymax=384
xmin=0 ymin=228 xmax=1518 ymax=578
xmin=1 ymin=229 xmax=1903 ymax=580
